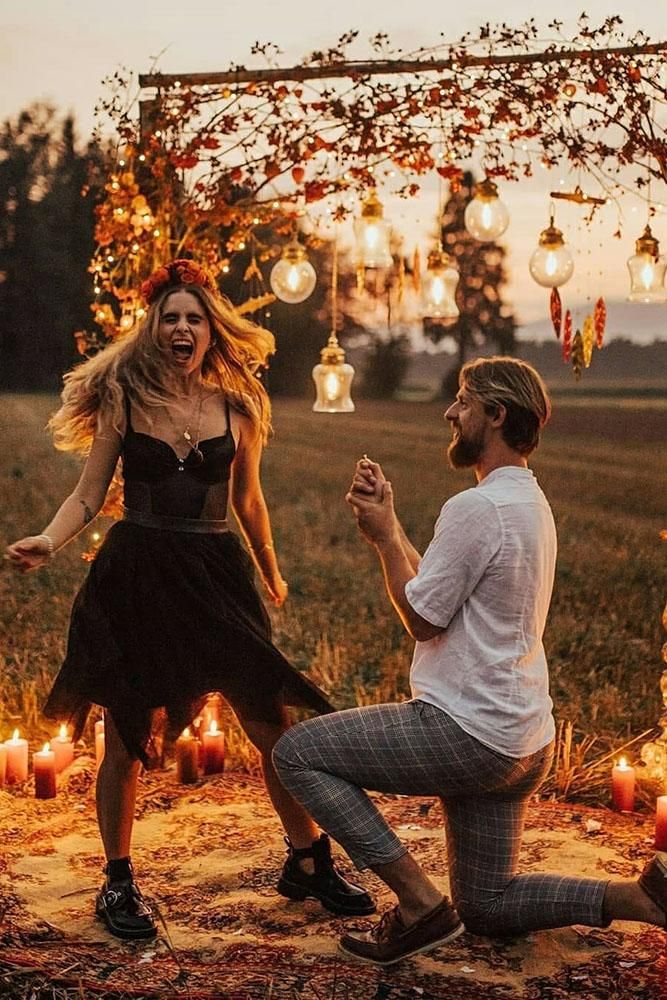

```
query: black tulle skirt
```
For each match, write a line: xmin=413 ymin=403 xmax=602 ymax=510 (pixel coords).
xmin=44 ymin=522 xmax=334 ymax=764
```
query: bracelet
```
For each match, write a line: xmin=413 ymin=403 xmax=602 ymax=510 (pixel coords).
xmin=35 ymin=533 xmax=55 ymax=558
xmin=249 ymin=542 xmax=274 ymax=555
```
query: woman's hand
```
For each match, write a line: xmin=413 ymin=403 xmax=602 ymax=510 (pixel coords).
xmin=4 ymin=536 xmax=53 ymax=573
xmin=264 ymin=574 xmax=288 ymax=607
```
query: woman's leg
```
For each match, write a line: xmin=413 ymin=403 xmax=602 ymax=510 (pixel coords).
xmin=236 ymin=706 xmax=318 ymax=848
xmin=237 ymin=705 xmax=375 ymax=916
xmin=96 ymin=710 xmax=142 ymax=860
xmin=94 ymin=710 xmax=156 ymax=940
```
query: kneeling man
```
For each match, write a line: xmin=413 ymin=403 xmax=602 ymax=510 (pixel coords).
xmin=274 ymin=356 xmax=666 ymax=965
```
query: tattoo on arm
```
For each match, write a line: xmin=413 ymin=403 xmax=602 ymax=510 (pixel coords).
xmin=79 ymin=499 xmax=94 ymax=525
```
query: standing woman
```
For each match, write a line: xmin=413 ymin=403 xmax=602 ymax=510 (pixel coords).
xmin=5 ymin=259 xmax=374 ymax=940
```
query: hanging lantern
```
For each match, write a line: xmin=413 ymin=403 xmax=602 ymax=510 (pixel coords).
xmin=420 ymin=244 xmax=459 ymax=321
xmin=354 ymin=190 xmax=392 ymax=269
xmin=529 ymin=216 xmax=574 ymax=288
xmin=312 ymin=334 xmax=355 ymax=412
xmin=627 ymin=224 xmax=667 ymax=303
xmin=270 ymin=237 xmax=317 ymax=304
xmin=313 ymin=238 xmax=354 ymax=413
xmin=464 ymin=178 xmax=510 ymax=242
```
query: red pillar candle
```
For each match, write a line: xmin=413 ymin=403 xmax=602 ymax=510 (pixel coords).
xmin=655 ymin=796 xmax=667 ymax=851
xmin=5 ymin=730 xmax=29 ymax=784
xmin=201 ymin=697 xmax=220 ymax=734
xmin=34 ymin=743 xmax=56 ymax=800
xmin=611 ymin=757 xmax=636 ymax=812
xmin=202 ymin=719 xmax=225 ymax=775
xmin=0 ymin=743 xmax=6 ymax=789
xmin=52 ymin=725 xmax=74 ymax=774
xmin=175 ymin=728 xmax=199 ymax=784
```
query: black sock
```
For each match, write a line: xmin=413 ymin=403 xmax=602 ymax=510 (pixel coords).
xmin=106 ymin=857 xmax=132 ymax=883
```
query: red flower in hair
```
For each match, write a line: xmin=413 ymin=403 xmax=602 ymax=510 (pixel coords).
xmin=140 ymin=259 xmax=217 ymax=304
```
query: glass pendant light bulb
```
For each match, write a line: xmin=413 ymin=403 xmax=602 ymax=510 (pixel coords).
xmin=529 ymin=216 xmax=574 ymax=288
xmin=420 ymin=244 xmax=460 ymax=321
xmin=312 ymin=334 xmax=355 ymax=412
xmin=354 ymin=190 xmax=392 ymax=269
xmin=464 ymin=178 xmax=510 ymax=242
xmin=270 ymin=238 xmax=317 ymax=303
xmin=627 ymin=224 xmax=667 ymax=303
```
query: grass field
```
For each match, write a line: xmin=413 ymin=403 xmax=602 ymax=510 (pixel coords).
xmin=1 ymin=392 xmax=666 ymax=799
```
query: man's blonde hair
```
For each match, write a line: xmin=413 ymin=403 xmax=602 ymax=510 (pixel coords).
xmin=460 ymin=356 xmax=551 ymax=456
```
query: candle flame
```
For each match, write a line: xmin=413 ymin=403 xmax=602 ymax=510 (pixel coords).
xmin=43 ymin=743 xmax=50 ymax=753
xmin=59 ymin=724 xmax=67 ymax=739
xmin=182 ymin=727 xmax=191 ymax=739
xmin=210 ymin=719 xmax=218 ymax=735
xmin=619 ymin=756 xmax=628 ymax=768
xmin=12 ymin=729 xmax=19 ymax=741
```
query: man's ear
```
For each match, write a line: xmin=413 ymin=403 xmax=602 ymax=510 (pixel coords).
xmin=490 ymin=403 xmax=507 ymax=428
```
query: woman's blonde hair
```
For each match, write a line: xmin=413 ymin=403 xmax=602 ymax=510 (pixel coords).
xmin=49 ymin=283 xmax=275 ymax=454
xmin=460 ymin=356 xmax=551 ymax=455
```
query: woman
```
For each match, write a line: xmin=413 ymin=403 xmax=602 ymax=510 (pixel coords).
xmin=6 ymin=259 xmax=374 ymax=940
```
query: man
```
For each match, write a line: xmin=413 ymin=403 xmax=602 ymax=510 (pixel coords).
xmin=273 ymin=357 xmax=666 ymax=966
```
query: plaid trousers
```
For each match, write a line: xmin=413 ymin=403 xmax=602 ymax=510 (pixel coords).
xmin=273 ymin=700 xmax=609 ymax=935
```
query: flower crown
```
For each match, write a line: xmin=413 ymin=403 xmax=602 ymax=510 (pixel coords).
xmin=140 ymin=259 xmax=218 ymax=305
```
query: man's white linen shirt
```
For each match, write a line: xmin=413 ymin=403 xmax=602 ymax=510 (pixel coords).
xmin=405 ymin=466 xmax=557 ymax=758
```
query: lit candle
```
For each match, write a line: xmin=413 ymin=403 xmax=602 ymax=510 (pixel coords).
xmin=52 ymin=724 xmax=74 ymax=774
xmin=611 ymin=756 xmax=636 ymax=812
xmin=201 ymin=719 xmax=225 ymax=775
xmin=0 ymin=743 xmax=6 ymax=789
xmin=655 ymin=796 xmax=667 ymax=851
xmin=5 ymin=729 xmax=29 ymax=784
xmin=201 ymin=697 xmax=219 ymax=734
xmin=175 ymin=728 xmax=199 ymax=785
xmin=33 ymin=743 xmax=56 ymax=800
xmin=95 ymin=720 xmax=105 ymax=769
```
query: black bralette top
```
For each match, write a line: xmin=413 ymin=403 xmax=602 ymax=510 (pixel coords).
xmin=121 ymin=396 xmax=236 ymax=520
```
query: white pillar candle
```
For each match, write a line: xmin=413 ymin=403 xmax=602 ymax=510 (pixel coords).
xmin=52 ymin=725 xmax=74 ymax=774
xmin=5 ymin=730 xmax=28 ymax=784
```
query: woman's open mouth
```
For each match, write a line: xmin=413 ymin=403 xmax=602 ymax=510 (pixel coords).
xmin=171 ymin=340 xmax=194 ymax=362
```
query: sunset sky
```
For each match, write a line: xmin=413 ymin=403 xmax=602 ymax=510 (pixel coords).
xmin=3 ymin=1 xmax=666 ymax=339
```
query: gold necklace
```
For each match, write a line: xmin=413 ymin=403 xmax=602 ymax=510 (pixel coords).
xmin=167 ymin=387 xmax=205 ymax=465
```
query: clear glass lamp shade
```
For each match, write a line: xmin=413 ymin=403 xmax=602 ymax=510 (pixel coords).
xmin=312 ymin=361 xmax=355 ymax=412
xmin=529 ymin=245 xmax=574 ymax=288
xmin=464 ymin=197 xmax=509 ymax=242
xmin=353 ymin=216 xmax=392 ymax=269
xmin=627 ymin=253 xmax=667 ymax=303
xmin=270 ymin=257 xmax=317 ymax=304
xmin=420 ymin=267 xmax=460 ymax=320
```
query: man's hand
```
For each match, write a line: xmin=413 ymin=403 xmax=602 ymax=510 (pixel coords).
xmin=346 ymin=461 xmax=397 ymax=547
xmin=349 ymin=455 xmax=386 ymax=504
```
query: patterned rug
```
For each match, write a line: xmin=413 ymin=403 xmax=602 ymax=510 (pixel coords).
xmin=1 ymin=763 xmax=665 ymax=999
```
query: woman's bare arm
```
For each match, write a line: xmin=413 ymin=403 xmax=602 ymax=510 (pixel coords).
xmin=229 ymin=408 xmax=288 ymax=606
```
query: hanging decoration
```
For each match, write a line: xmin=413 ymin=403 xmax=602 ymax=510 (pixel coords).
xmin=562 ymin=310 xmax=573 ymax=362
xmin=270 ymin=233 xmax=317 ymax=304
xmin=627 ymin=224 xmax=667 ymax=303
xmin=594 ymin=296 xmax=606 ymax=348
xmin=354 ymin=191 xmax=392 ymax=269
xmin=529 ymin=214 xmax=574 ymax=289
xmin=420 ymin=243 xmax=459 ymax=321
xmin=549 ymin=288 xmax=562 ymax=339
xmin=582 ymin=314 xmax=595 ymax=368
xmin=571 ymin=328 xmax=584 ymax=380
xmin=312 ymin=240 xmax=355 ymax=413
xmin=463 ymin=178 xmax=510 ymax=242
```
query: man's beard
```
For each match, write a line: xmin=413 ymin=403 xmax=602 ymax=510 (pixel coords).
xmin=447 ymin=424 xmax=485 ymax=468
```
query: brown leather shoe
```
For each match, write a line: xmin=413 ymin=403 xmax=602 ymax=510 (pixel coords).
xmin=339 ymin=897 xmax=463 ymax=966
xmin=639 ymin=853 xmax=667 ymax=917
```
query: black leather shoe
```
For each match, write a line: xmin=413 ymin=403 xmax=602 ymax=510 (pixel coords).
xmin=277 ymin=834 xmax=376 ymax=916
xmin=95 ymin=867 xmax=157 ymax=941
